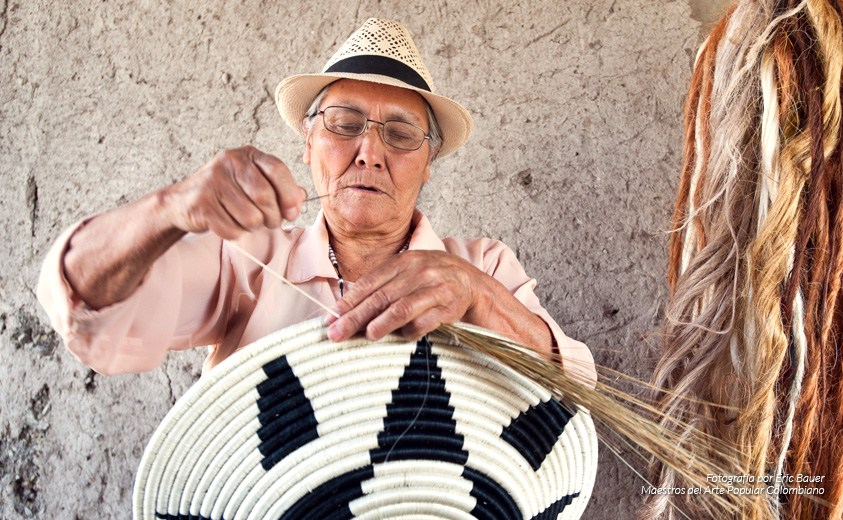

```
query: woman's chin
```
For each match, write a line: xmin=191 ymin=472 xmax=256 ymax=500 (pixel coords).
xmin=328 ymin=206 xmax=396 ymax=233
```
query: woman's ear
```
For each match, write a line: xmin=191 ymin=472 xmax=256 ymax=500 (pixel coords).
xmin=303 ymin=123 xmax=312 ymax=165
xmin=422 ymin=147 xmax=436 ymax=183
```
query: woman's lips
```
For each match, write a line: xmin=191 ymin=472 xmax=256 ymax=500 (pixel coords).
xmin=348 ymin=185 xmax=381 ymax=193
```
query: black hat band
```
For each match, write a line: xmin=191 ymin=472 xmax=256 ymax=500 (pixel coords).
xmin=325 ymin=55 xmax=431 ymax=92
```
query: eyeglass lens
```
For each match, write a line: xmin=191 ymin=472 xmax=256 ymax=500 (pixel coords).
xmin=321 ymin=106 xmax=426 ymax=151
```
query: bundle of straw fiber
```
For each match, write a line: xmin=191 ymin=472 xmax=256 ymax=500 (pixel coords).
xmin=133 ymin=318 xmax=598 ymax=520
xmin=643 ymin=0 xmax=843 ymax=518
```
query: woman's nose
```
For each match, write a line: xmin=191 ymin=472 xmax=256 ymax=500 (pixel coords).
xmin=355 ymin=123 xmax=386 ymax=169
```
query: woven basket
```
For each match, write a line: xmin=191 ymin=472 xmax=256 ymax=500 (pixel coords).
xmin=133 ymin=318 xmax=597 ymax=520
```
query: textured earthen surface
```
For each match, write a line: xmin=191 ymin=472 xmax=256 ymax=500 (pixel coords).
xmin=0 ymin=0 xmax=730 ymax=518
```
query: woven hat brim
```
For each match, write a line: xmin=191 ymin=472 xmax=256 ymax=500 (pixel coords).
xmin=275 ymin=73 xmax=473 ymax=158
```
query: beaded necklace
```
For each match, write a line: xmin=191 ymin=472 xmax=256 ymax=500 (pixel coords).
xmin=328 ymin=238 xmax=411 ymax=296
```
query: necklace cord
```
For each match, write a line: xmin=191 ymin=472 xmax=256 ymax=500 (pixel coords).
xmin=328 ymin=237 xmax=412 ymax=297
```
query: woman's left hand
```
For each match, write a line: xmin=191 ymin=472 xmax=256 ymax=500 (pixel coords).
xmin=326 ymin=250 xmax=488 ymax=342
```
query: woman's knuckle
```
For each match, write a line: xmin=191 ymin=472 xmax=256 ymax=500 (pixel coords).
xmin=198 ymin=163 xmax=218 ymax=183
xmin=370 ymin=289 xmax=392 ymax=311
xmin=234 ymin=161 xmax=256 ymax=182
xmin=408 ymin=317 xmax=424 ymax=332
xmin=244 ymin=208 xmax=264 ymax=228
xmin=207 ymin=165 xmax=233 ymax=189
xmin=365 ymin=320 xmax=386 ymax=338
xmin=390 ymin=299 xmax=414 ymax=320
xmin=420 ymin=266 xmax=439 ymax=282
xmin=210 ymin=222 xmax=239 ymax=241
xmin=444 ymin=303 xmax=462 ymax=320
xmin=251 ymin=190 xmax=273 ymax=208
xmin=406 ymin=317 xmax=433 ymax=339
xmin=215 ymin=149 xmax=238 ymax=168
xmin=344 ymin=314 xmax=362 ymax=332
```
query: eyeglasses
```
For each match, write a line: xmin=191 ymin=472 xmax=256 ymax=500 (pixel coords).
xmin=315 ymin=106 xmax=431 ymax=151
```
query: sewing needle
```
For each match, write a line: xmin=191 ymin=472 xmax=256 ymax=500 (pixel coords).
xmin=302 ymin=193 xmax=332 ymax=204
xmin=302 ymin=187 xmax=348 ymax=204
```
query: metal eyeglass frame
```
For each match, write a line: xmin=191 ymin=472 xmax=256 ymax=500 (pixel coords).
xmin=315 ymin=106 xmax=432 ymax=151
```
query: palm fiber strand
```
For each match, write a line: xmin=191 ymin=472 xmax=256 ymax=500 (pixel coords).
xmin=644 ymin=1 xmax=843 ymax=518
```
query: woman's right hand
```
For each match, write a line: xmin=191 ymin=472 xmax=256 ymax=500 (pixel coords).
xmin=160 ymin=146 xmax=307 ymax=239
xmin=63 ymin=146 xmax=304 ymax=309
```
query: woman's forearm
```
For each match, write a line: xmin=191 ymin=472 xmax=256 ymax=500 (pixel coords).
xmin=463 ymin=274 xmax=555 ymax=354
xmin=63 ymin=190 xmax=186 ymax=310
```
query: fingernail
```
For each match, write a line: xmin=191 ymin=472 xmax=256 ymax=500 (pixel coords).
xmin=328 ymin=323 xmax=342 ymax=342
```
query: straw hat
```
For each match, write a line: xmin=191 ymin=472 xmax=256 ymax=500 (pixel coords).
xmin=133 ymin=318 xmax=597 ymax=520
xmin=275 ymin=18 xmax=473 ymax=158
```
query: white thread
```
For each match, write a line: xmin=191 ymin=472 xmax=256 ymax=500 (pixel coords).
xmin=382 ymin=338 xmax=432 ymax=464
xmin=226 ymin=240 xmax=340 ymax=318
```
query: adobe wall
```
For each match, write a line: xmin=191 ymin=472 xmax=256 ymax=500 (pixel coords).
xmin=0 ymin=1 xmax=729 ymax=518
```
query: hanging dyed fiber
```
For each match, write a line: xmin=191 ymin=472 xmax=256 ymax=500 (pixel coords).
xmin=643 ymin=0 xmax=843 ymax=518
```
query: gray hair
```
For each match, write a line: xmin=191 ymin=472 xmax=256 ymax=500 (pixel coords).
xmin=302 ymin=84 xmax=443 ymax=159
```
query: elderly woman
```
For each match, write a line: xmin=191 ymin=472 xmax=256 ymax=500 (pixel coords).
xmin=37 ymin=19 xmax=594 ymax=383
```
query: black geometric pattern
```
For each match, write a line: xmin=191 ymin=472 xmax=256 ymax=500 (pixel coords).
xmin=501 ymin=398 xmax=574 ymax=471
xmin=369 ymin=335 xmax=468 ymax=465
xmin=255 ymin=355 xmax=320 ymax=472
xmin=278 ymin=466 xmax=373 ymax=520
xmin=529 ymin=492 xmax=581 ymax=520
xmin=153 ymin=335 xmax=586 ymax=520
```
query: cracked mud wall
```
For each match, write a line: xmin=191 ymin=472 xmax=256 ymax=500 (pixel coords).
xmin=1 ymin=1 xmax=730 ymax=518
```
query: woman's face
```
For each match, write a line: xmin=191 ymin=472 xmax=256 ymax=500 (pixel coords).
xmin=304 ymin=79 xmax=436 ymax=237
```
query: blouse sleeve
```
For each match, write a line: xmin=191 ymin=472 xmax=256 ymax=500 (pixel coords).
xmin=36 ymin=219 xmax=231 ymax=375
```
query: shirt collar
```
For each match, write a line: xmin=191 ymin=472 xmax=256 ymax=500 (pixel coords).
xmin=285 ymin=208 xmax=446 ymax=283
xmin=407 ymin=209 xmax=447 ymax=252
